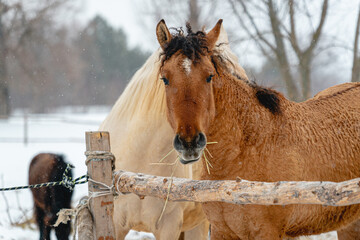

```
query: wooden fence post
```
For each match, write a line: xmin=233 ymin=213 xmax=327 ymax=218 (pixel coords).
xmin=76 ymin=196 xmax=94 ymax=240
xmin=85 ymin=131 xmax=116 ymax=240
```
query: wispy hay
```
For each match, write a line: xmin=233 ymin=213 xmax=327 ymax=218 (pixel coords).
xmin=203 ymin=141 xmax=217 ymax=174
xmin=157 ymin=157 xmax=179 ymax=225
xmin=150 ymin=148 xmax=176 ymax=166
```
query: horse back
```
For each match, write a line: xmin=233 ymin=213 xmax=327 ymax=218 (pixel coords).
xmin=312 ymin=82 xmax=359 ymax=100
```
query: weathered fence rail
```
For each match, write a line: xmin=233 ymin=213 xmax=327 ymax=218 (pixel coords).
xmin=114 ymin=170 xmax=360 ymax=206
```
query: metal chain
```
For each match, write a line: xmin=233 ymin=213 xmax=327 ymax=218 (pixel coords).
xmin=0 ymin=164 xmax=88 ymax=192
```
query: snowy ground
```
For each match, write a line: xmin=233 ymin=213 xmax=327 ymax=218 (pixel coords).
xmin=0 ymin=107 xmax=154 ymax=240
xmin=0 ymin=107 xmax=337 ymax=239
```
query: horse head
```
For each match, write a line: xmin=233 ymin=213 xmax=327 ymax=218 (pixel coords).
xmin=156 ymin=19 xmax=222 ymax=164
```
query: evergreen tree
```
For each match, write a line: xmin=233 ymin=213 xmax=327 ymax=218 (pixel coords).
xmin=77 ymin=15 xmax=149 ymax=105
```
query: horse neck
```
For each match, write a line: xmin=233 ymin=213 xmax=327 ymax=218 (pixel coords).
xmin=204 ymin=71 xmax=286 ymax=179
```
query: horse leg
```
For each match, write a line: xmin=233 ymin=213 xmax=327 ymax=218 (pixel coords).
xmin=35 ymin=206 xmax=51 ymax=240
xmin=113 ymin=199 xmax=131 ymax=240
xmin=114 ymin=225 xmax=130 ymax=240
xmin=338 ymin=219 xmax=360 ymax=240
xmin=184 ymin=220 xmax=210 ymax=240
xmin=42 ymin=226 xmax=51 ymax=240
xmin=154 ymin=208 xmax=183 ymax=240
xmin=54 ymin=222 xmax=71 ymax=240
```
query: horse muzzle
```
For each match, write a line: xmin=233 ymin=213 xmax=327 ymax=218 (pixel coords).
xmin=173 ymin=132 xmax=206 ymax=164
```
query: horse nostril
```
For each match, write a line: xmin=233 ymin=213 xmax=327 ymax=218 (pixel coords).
xmin=196 ymin=132 xmax=207 ymax=149
xmin=173 ymin=134 xmax=184 ymax=151
xmin=175 ymin=133 xmax=206 ymax=152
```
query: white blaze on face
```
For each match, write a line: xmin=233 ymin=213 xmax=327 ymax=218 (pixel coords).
xmin=182 ymin=58 xmax=192 ymax=75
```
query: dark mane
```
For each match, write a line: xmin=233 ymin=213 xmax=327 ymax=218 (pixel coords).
xmin=231 ymin=72 xmax=281 ymax=115
xmin=161 ymin=23 xmax=209 ymax=64
xmin=253 ymin=85 xmax=281 ymax=114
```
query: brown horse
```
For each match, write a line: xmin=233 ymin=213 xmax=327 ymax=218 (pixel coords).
xmin=156 ymin=19 xmax=360 ymax=239
xmin=29 ymin=153 xmax=73 ymax=240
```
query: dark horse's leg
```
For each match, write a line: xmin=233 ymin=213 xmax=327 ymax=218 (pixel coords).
xmin=50 ymin=186 xmax=72 ymax=240
xmin=50 ymin=157 xmax=73 ymax=240
xmin=35 ymin=206 xmax=51 ymax=240
xmin=54 ymin=223 xmax=71 ymax=240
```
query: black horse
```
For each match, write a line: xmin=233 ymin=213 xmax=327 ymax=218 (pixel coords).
xmin=29 ymin=153 xmax=73 ymax=240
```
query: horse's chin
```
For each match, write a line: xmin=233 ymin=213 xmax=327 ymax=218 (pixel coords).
xmin=179 ymin=157 xmax=200 ymax=165
xmin=177 ymin=149 xmax=204 ymax=165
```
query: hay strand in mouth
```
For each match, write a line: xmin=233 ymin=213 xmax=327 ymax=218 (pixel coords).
xmin=203 ymin=141 xmax=216 ymax=174
xmin=150 ymin=158 xmax=178 ymax=166
xmin=157 ymin=157 xmax=179 ymax=225
xmin=205 ymin=147 xmax=213 ymax=158
xmin=150 ymin=148 xmax=176 ymax=165
xmin=159 ymin=148 xmax=175 ymax=163
xmin=203 ymin=151 xmax=213 ymax=174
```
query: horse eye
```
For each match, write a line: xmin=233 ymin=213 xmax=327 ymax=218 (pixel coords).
xmin=206 ymin=75 xmax=214 ymax=83
xmin=161 ymin=77 xmax=169 ymax=85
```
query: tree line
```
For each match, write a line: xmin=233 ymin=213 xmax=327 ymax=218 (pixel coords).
xmin=0 ymin=0 xmax=149 ymax=117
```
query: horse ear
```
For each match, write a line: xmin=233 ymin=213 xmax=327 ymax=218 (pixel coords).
xmin=156 ymin=19 xmax=172 ymax=50
xmin=216 ymin=24 xmax=228 ymax=45
xmin=207 ymin=19 xmax=223 ymax=50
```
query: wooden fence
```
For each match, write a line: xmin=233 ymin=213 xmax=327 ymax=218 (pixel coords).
xmin=79 ymin=131 xmax=360 ymax=239
xmin=79 ymin=132 xmax=116 ymax=239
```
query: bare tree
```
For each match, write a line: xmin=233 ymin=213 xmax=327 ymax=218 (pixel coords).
xmin=352 ymin=3 xmax=360 ymax=83
xmin=0 ymin=0 xmax=71 ymax=117
xmin=0 ymin=1 xmax=10 ymax=118
xmin=289 ymin=0 xmax=328 ymax=100
xmin=188 ymin=0 xmax=200 ymax=31
xmin=229 ymin=0 xmax=329 ymax=101
xmin=136 ymin=0 xmax=220 ymax=35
